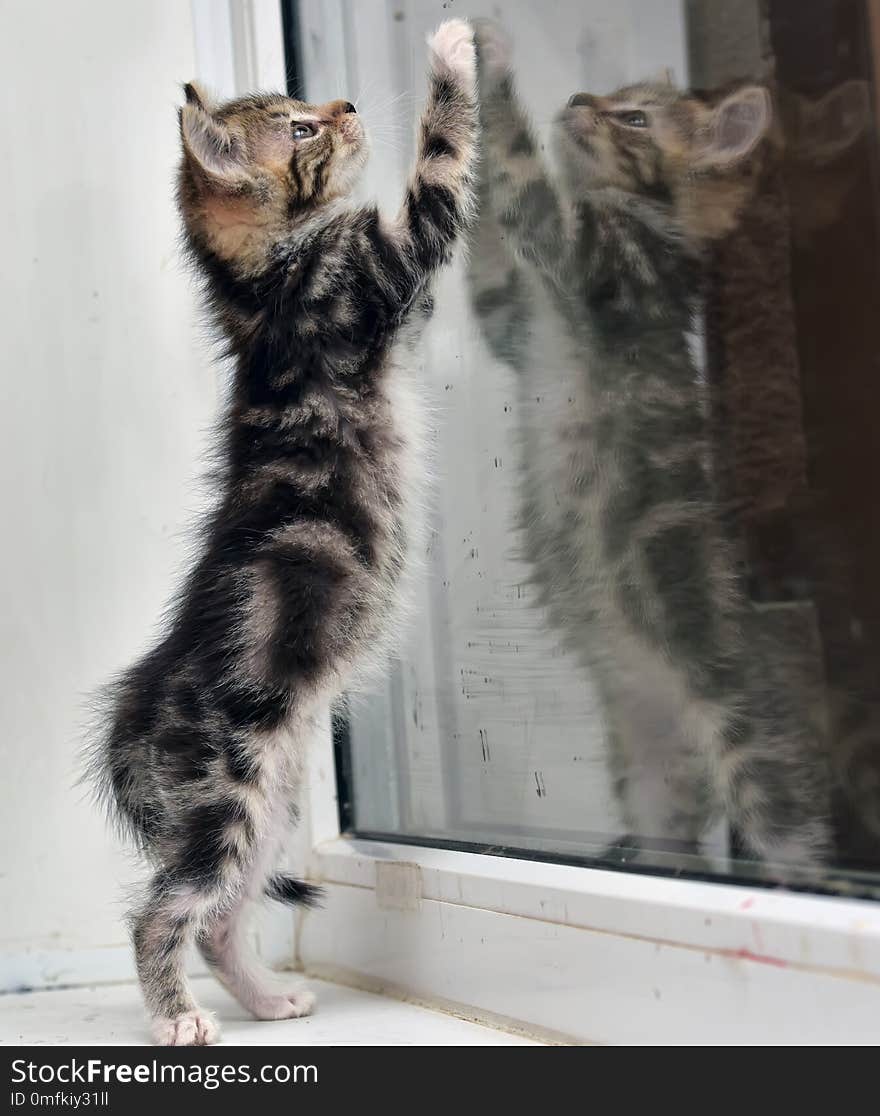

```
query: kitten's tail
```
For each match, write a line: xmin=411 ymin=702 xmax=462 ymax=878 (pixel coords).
xmin=265 ymin=873 xmax=325 ymax=909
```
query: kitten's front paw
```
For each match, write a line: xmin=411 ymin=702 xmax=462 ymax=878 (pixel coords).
xmin=428 ymin=19 xmax=476 ymax=99
xmin=151 ymin=1010 xmax=220 ymax=1047
xmin=474 ymin=19 xmax=513 ymax=87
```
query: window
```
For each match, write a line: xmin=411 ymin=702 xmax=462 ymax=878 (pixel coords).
xmin=341 ymin=0 xmax=700 ymax=868
xmin=279 ymin=0 xmax=880 ymax=1043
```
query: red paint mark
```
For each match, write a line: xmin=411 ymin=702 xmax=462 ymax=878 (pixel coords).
xmin=723 ymin=948 xmax=788 ymax=969
xmin=739 ymin=898 xmax=756 ymax=910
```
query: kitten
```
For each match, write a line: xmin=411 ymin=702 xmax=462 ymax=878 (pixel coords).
xmin=88 ymin=19 xmax=477 ymax=1046
xmin=468 ymin=21 xmax=829 ymax=869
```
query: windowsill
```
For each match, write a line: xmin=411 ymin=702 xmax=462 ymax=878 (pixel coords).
xmin=313 ymin=836 xmax=880 ymax=972
xmin=0 ymin=977 xmax=544 ymax=1047
xmin=298 ymin=836 xmax=880 ymax=1044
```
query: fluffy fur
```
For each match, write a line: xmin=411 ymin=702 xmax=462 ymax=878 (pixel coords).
xmin=467 ymin=21 xmax=830 ymax=869
xmin=88 ymin=19 xmax=478 ymax=1045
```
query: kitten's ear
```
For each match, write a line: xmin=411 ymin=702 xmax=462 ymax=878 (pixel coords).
xmin=646 ymin=66 xmax=675 ymax=86
xmin=696 ymin=85 xmax=772 ymax=168
xmin=180 ymin=101 xmax=250 ymax=188
xmin=183 ymin=81 xmax=216 ymax=113
xmin=794 ymin=80 xmax=870 ymax=164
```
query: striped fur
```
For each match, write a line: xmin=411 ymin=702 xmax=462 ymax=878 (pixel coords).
xmin=468 ymin=21 xmax=829 ymax=871
xmin=88 ymin=20 xmax=478 ymax=1045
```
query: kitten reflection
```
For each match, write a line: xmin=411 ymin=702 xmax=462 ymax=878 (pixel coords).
xmin=780 ymin=79 xmax=871 ymax=239
xmin=556 ymin=81 xmax=769 ymax=241
xmin=468 ymin=20 xmax=830 ymax=871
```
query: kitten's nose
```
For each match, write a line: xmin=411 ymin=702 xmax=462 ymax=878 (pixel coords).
xmin=568 ymin=92 xmax=596 ymax=109
xmin=342 ymin=101 xmax=357 ymax=114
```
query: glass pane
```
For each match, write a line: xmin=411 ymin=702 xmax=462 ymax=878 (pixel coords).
xmin=308 ymin=0 xmax=880 ymax=892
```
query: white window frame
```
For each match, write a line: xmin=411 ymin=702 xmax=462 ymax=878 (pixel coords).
xmin=222 ymin=0 xmax=880 ymax=1046
xmin=299 ymin=724 xmax=880 ymax=1045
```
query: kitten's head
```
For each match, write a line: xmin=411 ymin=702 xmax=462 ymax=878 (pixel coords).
xmin=780 ymin=80 xmax=871 ymax=237
xmin=178 ymin=83 xmax=367 ymax=272
xmin=556 ymin=80 xmax=772 ymax=241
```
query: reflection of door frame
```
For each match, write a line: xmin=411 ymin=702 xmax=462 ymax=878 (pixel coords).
xmin=870 ymin=1 xmax=880 ymax=116
xmin=770 ymin=0 xmax=880 ymax=863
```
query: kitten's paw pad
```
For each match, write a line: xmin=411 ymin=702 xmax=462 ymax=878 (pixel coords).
xmin=252 ymin=986 xmax=317 ymax=1022
xmin=474 ymin=19 xmax=513 ymax=85
xmin=428 ymin=19 xmax=476 ymax=96
xmin=151 ymin=1010 xmax=220 ymax=1047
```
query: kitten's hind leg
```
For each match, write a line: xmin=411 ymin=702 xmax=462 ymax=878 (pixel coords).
xmin=197 ymin=793 xmax=318 ymax=1023
xmin=705 ymin=683 xmax=831 ymax=873
xmin=131 ymin=873 xmax=221 ymax=1046
xmin=198 ymin=896 xmax=316 ymax=1022
xmin=133 ymin=786 xmax=303 ymax=1044
xmin=607 ymin=695 xmax=718 ymax=854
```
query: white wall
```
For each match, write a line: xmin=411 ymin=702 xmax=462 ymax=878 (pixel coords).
xmin=0 ymin=0 xmax=223 ymax=988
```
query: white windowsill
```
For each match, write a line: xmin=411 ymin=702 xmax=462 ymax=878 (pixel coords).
xmin=312 ymin=837 xmax=880 ymax=973
xmin=297 ymin=836 xmax=880 ymax=1045
xmin=0 ymin=978 xmax=543 ymax=1047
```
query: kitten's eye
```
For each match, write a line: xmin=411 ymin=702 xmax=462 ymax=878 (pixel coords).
xmin=291 ymin=123 xmax=315 ymax=140
xmin=617 ymin=111 xmax=649 ymax=128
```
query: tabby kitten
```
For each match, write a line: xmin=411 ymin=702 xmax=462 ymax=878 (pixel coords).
xmin=90 ymin=19 xmax=477 ymax=1046
xmin=468 ymin=22 xmax=829 ymax=868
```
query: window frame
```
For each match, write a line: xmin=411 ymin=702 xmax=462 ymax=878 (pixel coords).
xmin=228 ymin=0 xmax=880 ymax=1044
xmin=299 ymin=721 xmax=880 ymax=1045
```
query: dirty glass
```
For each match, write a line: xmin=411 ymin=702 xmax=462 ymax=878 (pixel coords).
xmin=297 ymin=0 xmax=880 ymax=892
